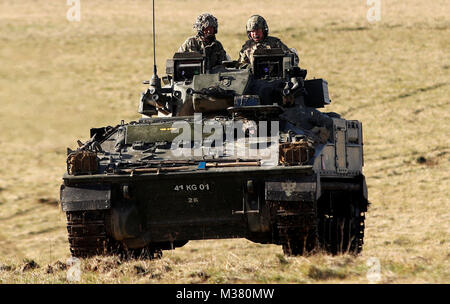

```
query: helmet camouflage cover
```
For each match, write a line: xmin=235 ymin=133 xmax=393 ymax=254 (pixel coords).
xmin=193 ymin=13 xmax=218 ymax=35
xmin=246 ymin=15 xmax=269 ymax=38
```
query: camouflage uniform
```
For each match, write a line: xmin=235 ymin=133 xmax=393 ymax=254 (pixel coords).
xmin=238 ymin=15 xmax=299 ymax=67
xmin=178 ymin=13 xmax=228 ymax=69
xmin=178 ymin=36 xmax=228 ymax=68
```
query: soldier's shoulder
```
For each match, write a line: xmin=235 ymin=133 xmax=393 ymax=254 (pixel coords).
xmin=213 ymin=39 xmax=225 ymax=48
xmin=241 ymin=39 xmax=254 ymax=49
xmin=183 ymin=36 xmax=200 ymax=44
xmin=266 ymin=36 xmax=282 ymax=43
xmin=179 ymin=36 xmax=201 ymax=52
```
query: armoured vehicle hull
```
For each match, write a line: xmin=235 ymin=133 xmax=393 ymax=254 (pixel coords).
xmin=61 ymin=49 xmax=368 ymax=258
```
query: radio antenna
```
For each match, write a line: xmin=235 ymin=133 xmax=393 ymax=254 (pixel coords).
xmin=152 ymin=0 xmax=157 ymax=75
xmin=150 ymin=0 xmax=160 ymax=88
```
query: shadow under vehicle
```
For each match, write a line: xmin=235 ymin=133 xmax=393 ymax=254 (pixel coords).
xmin=60 ymin=47 xmax=368 ymax=258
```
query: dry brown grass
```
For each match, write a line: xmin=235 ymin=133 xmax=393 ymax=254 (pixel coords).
xmin=0 ymin=0 xmax=449 ymax=283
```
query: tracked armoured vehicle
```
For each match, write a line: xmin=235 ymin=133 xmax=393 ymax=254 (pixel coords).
xmin=60 ymin=43 xmax=368 ymax=258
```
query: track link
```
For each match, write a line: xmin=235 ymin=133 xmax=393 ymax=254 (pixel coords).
xmin=66 ymin=210 xmax=110 ymax=258
xmin=317 ymin=191 xmax=366 ymax=255
xmin=274 ymin=200 xmax=319 ymax=256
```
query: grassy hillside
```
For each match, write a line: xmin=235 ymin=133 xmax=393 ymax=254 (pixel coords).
xmin=0 ymin=0 xmax=448 ymax=283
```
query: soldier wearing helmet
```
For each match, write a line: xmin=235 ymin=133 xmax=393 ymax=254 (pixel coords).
xmin=238 ymin=15 xmax=299 ymax=67
xmin=178 ymin=13 xmax=228 ymax=69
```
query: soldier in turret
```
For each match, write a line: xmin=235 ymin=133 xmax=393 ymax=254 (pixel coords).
xmin=178 ymin=13 xmax=229 ymax=69
xmin=238 ymin=15 xmax=299 ymax=68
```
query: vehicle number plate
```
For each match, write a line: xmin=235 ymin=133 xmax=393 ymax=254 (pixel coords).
xmin=173 ymin=183 xmax=211 ymax=191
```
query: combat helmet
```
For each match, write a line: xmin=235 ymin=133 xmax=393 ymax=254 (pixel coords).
xmin=246 ymin=15 xmax=269 ymax=39
xmin=193 ymin=13 xmax=218 ymax=37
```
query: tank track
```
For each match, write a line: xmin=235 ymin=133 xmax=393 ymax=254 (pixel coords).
xmin=273 ymin=200 xmax=319 ymax=256
xmin=66 ymin=210 xmax=162 ymax=259
xmin=66 ymin=210 xmax=111 ymax=258
xmin=272 ymin=195 xmax=365 ymax=256
xmin=317 ymin=192 xmax=366 ymax=255
xmin=318 ymin=212 xmax=365 ymax=254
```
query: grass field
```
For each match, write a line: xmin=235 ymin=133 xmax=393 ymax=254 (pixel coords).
xmin=0 ymin=0 xmax=449 ymax=283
